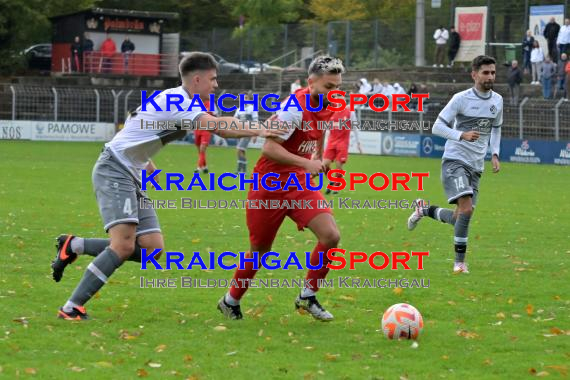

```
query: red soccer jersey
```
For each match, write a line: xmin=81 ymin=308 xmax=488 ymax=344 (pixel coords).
xmin=253 ymin=88 xmax=335 ymax=176
xmin=327 ymin=108 xmax=352 ymax=145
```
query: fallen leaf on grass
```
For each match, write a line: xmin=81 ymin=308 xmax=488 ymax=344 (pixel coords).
xmin=25 ymin=368 xmax=37 ymax=375
xmin=154 ymin=344 xmax=167 ymax=353
xmin=339 ymin=295 xmax=355 ymax=301
xmin=304 ymin=346 xmax=315 ymax=351
xmin=184 ymin=355 xmax=193 ymax=362
xmin=526 ymin=304 xmax=534 ymax=316
xmin=213 ymin=325 xmax=227 ymax=332
xmin=94 ymin=361 xmax=113 ymax=368
xmin=324 ymin=353 xmax=340 ymax=361
xmin=496 ymin=312 xmax=506 ymax=319
xmin=70 ymin=366 xmax=85 ymax=372
xmin=137 ymin=368 xmax=149 ymax=377
xmin=545 ymin=365 xmax=568 ymax=376
xmin=456 ymin=330 xmax=479 ymax=339
xmin=393 ymin=287 xmax=403 ymax=296
xmin=550 ymin=327 xmax=565 ymax=335
xmin=147 ymin=362 xmax=161 ymax=368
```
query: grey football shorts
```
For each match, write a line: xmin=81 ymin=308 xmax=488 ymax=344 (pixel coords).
xmin=92 ymin=148 xmax=161 ymax=236
xmin=236 ymin=137 xmax=251 ymax=151
xmin=441 ymin=159 xmax=481 ymax=207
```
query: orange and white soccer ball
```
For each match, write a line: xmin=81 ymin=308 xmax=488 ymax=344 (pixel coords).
xmin=381 ymin=303 xmax=424 ymax=340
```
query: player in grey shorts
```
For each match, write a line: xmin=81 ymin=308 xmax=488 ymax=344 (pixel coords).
xmin=51 ymin=52 xmax=287 ymax=321
xmin=407 ymin=55 xmax=503 ymax=274
xmin=234 ymin=92 xmax=259 ymax=173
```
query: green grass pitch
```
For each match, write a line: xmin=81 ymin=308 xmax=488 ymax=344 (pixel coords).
xmin=0 ymin=141 xmax=568 ymax=379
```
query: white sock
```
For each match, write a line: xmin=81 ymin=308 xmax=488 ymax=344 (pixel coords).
xmin=301 ymin=287 xmax=316 ymax=298
xmin=225 ymin=293 xmax=239 ymax=306
xmin=70 ymin=237 xmax=84 ymax=254
xmin=62 ymin=300 xmax=80 ymax=313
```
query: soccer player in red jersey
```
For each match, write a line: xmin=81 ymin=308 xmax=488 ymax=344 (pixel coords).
xmin=193 ymin=102 xmax=217 ymax=173
xmin=218 ymin=56 xmax=345 ymax=321
xmin=323 ymin=108 xmax=362 ymax=195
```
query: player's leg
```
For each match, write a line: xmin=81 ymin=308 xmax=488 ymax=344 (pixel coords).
xmin=57 ymin=223 xmax=136 ymax=320
xmin=453 ymin=194 xmax=474 ymax=274
xmin=198 ymin=143 xmax=208 ymax=173
xmin=236 ymin=138 xmax=249 ymax=173
xmin=408 ymin=159 xmax=464 ymax=231
xmin=289 ymin=190 xmax=338 ymax=321
xmin=218 ymin=203 xmax=286 ymax=319
xmin=51 ymin=194 xmax=162 ymax=281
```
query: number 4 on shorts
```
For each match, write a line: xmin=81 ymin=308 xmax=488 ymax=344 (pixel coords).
xmin=123 ymin=198 xmax=133 ymax=215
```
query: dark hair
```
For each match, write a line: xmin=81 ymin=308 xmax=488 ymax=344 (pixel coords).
xmin=179 ymin=52 xmax=218 ymax=77
xmin=471 ymin=55 xmax=496 ymax=71
xmin=308 ymin=55 xmax=345 ymax=76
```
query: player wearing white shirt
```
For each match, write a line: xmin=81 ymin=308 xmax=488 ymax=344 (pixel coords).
xmin=407 ymin=55 xmax=503 ymax=274
xmin=52 ymin=52 xmax=286 ymax=321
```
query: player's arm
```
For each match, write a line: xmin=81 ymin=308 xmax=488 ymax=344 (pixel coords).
xmin=432 ymin=95 xmax=479 ymax=142
xmin=262 ymin=138 xmax=324 ymax=176
xmin=194 ymin=113 xmax=286 ymax=139
xmin=490 ymin=100 xmax=503 ymax=173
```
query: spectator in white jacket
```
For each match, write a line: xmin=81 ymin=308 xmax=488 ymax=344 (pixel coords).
xmin=357 ymin=78 xmax=372 ymax=95
xmin=433 ymin=26 xmax=449 ymax=67
xmin=530 ymin=40 xmax=545 ymax=84
xmin=557 ymin=18 xmax=570 ymax=56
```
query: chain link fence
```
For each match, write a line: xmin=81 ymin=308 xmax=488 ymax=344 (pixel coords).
xmin=1 ymin=83 xmax=568 ymax=141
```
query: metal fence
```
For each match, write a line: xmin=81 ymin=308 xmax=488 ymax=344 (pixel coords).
xmin=1 ymin=83 xmax=569 ymax=141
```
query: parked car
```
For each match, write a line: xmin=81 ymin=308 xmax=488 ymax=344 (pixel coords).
xmin=180 ymin=52 xmax=247 ymax=74
xmin=241 ymin=60 xmax=283 ymax=74
xmin=22 ymin=44 xmax=52 ymax=71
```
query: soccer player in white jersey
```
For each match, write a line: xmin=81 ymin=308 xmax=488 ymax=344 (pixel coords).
xmin=407 ymin=55 xmax=503 ymax=274
xmin=52 ymin=52 xmax=286 ymax=320
xmin=234 ymin=91 xmax=259 ymax=173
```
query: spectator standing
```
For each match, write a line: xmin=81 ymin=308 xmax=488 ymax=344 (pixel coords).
xmin=83 ymin=32 xmax=94 ymax=73
xmin=357 ymin=78 xmax=372 ymax=95
xmin=448 ymin=26 xmax=461 ymax=67
xmin=371 ymin=78 xmax=383 ymax=94
xmin=433 ymin=26 xmax=449 ymax=67
xmin=565 ymin=60 xmax=570 ymax=100
xmin=121 ymin=37 xmax=135 ymax=74
xmin=290 ymin=78 xmax=301 ymax=94
xmin=554 ymin=53 xmax=568 ymax=98
xmin=99 ymin=33 xmax=116 ymax=73
xmin=70 ymin=36 xmax=82 ymax=72
xmin=557 ymin=18 xmax=570 ymax=56
xmin=507 ymin=60 xmax=523 ymax=105
xmin=522 ymin=30 xmax=535 ymax=75
xmin=544 ymin=17 xmax=561 ymax=63
xmin=541 ymin=56 xmax=556 ymax=99
xmin=530 ymin=40 xmax=545 ymax=84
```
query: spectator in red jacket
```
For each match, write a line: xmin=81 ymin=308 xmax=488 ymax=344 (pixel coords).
xmin=99 ymin=33 xmax=116 ymax=73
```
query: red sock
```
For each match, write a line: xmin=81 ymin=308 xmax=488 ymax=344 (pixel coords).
xmin=305 ymin=242 xmax=333 ymax=291
xmin=229 ymin=252 xmax=259 ymax=300
xmin=198 ymin=151 xmax=207 ymax=168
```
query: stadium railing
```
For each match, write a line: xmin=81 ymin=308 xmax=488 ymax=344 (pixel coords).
xmin=0 ymin=84 xmax=569 ymax=141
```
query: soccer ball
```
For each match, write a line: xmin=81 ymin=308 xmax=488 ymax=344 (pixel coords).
xmin=381 ymin=303 xmax=423 ymax=340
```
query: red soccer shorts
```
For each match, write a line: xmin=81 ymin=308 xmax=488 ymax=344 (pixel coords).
xmin=194 ymin=130 xmax=211 ymax=147
xmin=324 ymin=142 xmax=348 ymax=164
xmin=246 ymin=183 xmax=333 ymax=248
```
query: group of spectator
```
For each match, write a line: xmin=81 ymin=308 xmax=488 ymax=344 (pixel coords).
xmin=509 ymin=17 xmax=570 ymax=102
xmin=433 ymin=25 xmax=461 ymax=68
xmin=70 ymin=32 xmax=136 ymax=74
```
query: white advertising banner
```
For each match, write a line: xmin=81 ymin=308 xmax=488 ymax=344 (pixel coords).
xmin=31 ymin=121 xmax=115 ymax=141
xmin=455 ymin=6 xmax=488 ymax=62
xmin=0 ymin=120 xmax=33 ymax=140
